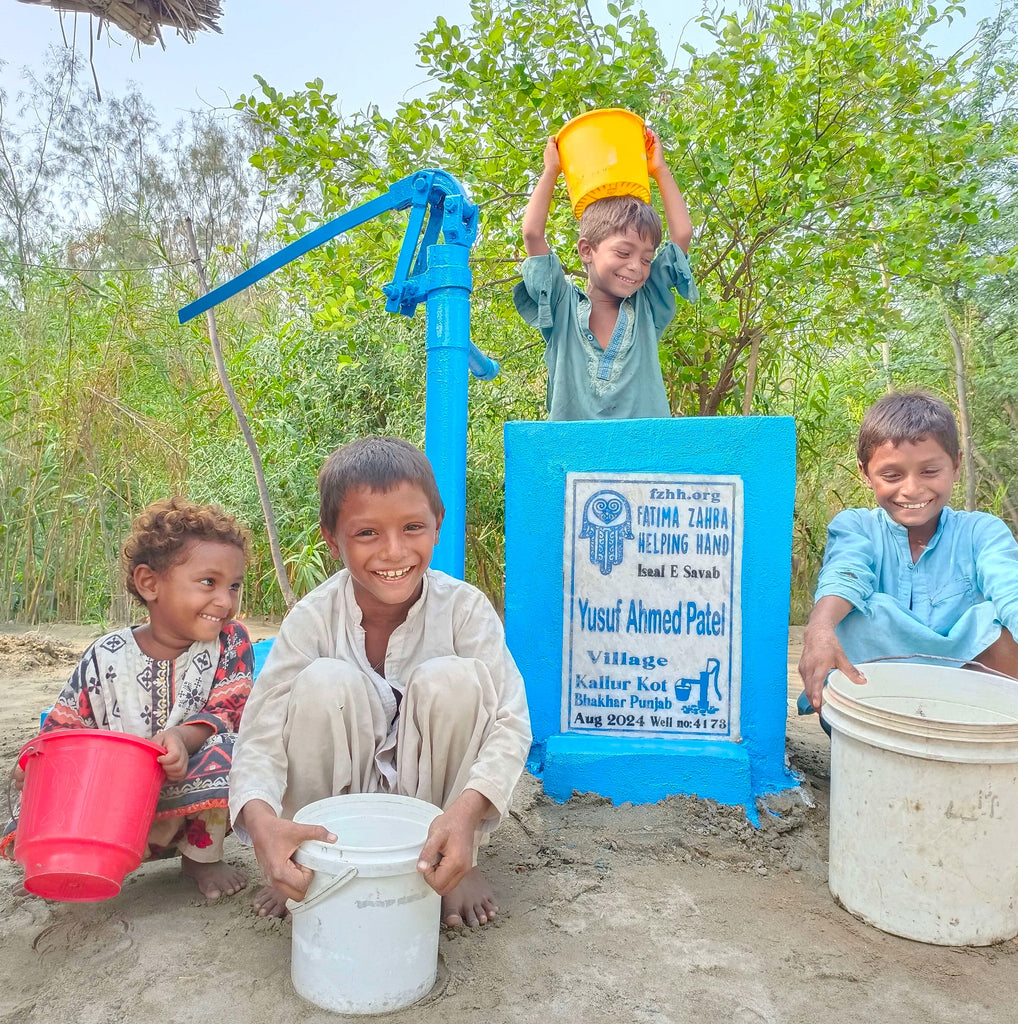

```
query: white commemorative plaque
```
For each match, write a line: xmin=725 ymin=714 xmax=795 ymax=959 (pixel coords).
xmin=562 ymin=472 xmax=743 ymax=740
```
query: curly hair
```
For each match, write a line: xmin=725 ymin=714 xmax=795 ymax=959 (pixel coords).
xmin=123 ymin=497 xmax=251 ymax=605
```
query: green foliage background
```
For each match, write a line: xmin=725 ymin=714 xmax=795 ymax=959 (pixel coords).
xmin=1 ymin=0 xmax=1016 ymax=624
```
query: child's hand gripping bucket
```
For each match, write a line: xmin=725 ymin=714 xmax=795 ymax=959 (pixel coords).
xmin=287 ymin=793 xmax=442 ymax=1015
xmin=15 ymin=729 xmax=165 ymax=901
xmin=823 ymin=659 xmax=1018 ymax=945
xmin=556 ymin=108 xmax=651 ymax=218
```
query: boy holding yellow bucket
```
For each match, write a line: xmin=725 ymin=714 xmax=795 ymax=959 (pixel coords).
xmin=514 ymin=110 xmax=696 ymax=420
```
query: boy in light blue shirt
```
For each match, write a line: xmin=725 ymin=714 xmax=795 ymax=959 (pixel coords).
xmin=799 ymin=390 xmax=1018 ymax=714
xmin=513 ymin=130 xmax=697 ymax=421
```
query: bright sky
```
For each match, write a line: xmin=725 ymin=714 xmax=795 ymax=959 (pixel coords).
xmin=1 ymin=1 xmax=699 ymax=121
xmin=0 ymin=0 xmax=1001 ymax=125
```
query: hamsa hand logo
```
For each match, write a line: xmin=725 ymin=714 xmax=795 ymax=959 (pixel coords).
xmin=579 ymin=490 xmax=633 ymax=575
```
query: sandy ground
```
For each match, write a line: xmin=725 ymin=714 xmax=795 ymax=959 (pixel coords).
xmin=1 ymin=622 xmax=1016 ymax=1024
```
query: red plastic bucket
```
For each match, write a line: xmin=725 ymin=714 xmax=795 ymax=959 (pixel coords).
xmin=16 ymin=729 xmax=165 ymax=901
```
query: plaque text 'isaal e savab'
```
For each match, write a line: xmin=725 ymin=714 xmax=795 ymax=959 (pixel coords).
xmin=562 ymin=473 xmax=743 ymax=739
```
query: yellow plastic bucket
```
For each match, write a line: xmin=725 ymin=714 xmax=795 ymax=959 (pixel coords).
xmin=556 ymin=108 xmax=651 ymax=218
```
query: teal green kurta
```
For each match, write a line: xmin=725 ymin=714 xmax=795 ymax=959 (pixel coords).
xmin=512 ymin=241 xmax=697 ymax=421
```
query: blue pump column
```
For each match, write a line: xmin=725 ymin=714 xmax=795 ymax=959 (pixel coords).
xmin=424 ymin=243 xmax=471 ymax=578
xmin=177 ymin=169 xmax=497 ymax=584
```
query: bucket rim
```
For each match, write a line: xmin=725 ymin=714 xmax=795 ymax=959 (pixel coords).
xmin=826 ymin=663 xmax=1018 ymax=727
xmin=19 ymin=728 xmax=165 ymax=761
xmin=557 ymin=107 xmax=646 ymax=141
xmin=823 ymin=686 xmax=1018 ymax=764
xmin=293 ymin=793 xmax=440 ymax=856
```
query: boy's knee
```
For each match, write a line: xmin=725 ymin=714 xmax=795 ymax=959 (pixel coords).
xmin=406 ymin=656 xmax=487 ymax=706
xmin=977 ymin=627 xmax=1018 ymax=679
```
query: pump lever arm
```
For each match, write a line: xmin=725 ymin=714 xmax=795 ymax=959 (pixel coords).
xmin=178 ymin=168 xmax=499 ymax=380
xmin=178 ymin=173 xmax=426 ymax=325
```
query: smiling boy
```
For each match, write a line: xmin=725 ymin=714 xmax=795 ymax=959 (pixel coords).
xmin=513 ymin=129 xmax=697 ymax=420
xmin=798 ymin=391 xmax=1018 ymax=712
xmin=229 ymin=437 xmax=531 ymax=926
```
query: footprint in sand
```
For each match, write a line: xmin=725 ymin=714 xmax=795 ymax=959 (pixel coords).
xmin=32 ymin=913 xmax=132 ymax=960
xmin=732 ymin=1006 xmax=773 ymax=1024
xmin=0 ymin=897 xmax=52 ymax=940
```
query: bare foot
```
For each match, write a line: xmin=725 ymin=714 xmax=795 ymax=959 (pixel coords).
xmin=441 ymin=866 xmax=497 ymax=927
xmin=252 ymin=884 xmax=290 ymax=919
xmin=181 ymin=857 xmax=247 ymax=900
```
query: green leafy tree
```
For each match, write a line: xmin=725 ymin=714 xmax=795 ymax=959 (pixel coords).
xmin=240 ymin=0 xmax=1001 ymax=415
xmin=3 ymin=0 xmax=1017 ymax=622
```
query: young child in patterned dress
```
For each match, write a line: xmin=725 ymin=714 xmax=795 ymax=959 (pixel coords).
xmin=3 ymin=497 xmax=254 ymax=900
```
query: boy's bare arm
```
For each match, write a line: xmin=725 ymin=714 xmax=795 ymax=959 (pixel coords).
xmin=798 ymin=595 xmax=866 ymax=710
xmin=646 ymin=129 xmax=693 ymax=255
xmin=416 ymin=788 xmax=492 ymax=895
xmin=521 ymin=136 xmax=561 ymax=257
xmin=240 ymin=798 xmax=337 ymax=903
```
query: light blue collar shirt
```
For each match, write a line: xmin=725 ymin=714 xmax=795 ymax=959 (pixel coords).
xmin=815 ymin=506 xmax=1018 ymax=663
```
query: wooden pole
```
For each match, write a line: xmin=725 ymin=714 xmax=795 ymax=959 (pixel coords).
xmin=183 ymin=216 xmax=296 ymax=610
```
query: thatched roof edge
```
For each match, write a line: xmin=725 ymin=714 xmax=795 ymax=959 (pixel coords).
xmin=16 ymin=0 xmax=224 ymax=46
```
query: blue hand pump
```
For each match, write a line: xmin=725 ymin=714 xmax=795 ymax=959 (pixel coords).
xmin=178 ymin=169 xmax=499 ymax=579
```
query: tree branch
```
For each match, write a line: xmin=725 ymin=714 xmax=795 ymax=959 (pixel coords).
xmin=183 ymin=216 xmax=296 ymax=610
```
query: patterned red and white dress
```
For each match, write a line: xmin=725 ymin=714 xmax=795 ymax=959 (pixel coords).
xmin=2 ymin=620 xmax=253 ymax=863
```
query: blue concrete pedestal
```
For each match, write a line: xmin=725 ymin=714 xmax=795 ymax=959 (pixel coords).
xmin=543 ymin=733 xmax=752 ymax=806
xmin=505 ymin=416 xmax=798 ymax=820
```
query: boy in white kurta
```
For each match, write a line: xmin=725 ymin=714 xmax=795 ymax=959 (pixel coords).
xmin=230 ymin=437 xmax=531 ymax=926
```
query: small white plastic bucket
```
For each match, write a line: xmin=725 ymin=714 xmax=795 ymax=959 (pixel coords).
xmin=288 ymin=793 xmax=442 ymax=1014
xmin=823 ymin=661 xmax=1018 ymax=945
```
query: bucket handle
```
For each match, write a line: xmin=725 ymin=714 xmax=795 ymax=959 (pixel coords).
xmin=6 ymin=743 xmax=40 ymax=822
xmin=5 ymin=775 xmax=16 ymax=824
xmin=17 ymin=741 xmax=41 ymax=770
xmin=285 ymin=847 xmax=358 ymax=916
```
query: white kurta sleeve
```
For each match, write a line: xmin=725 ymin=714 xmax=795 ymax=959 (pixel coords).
xmin=453 ymin=591 xmax=532 ymax=817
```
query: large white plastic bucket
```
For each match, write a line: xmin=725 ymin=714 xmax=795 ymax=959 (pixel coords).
xmin=288 ymin=793 xmax=442 ymax=1013
xmin=823 ymin=661 xmax=1018 ymax=945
